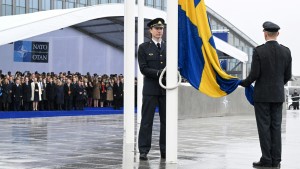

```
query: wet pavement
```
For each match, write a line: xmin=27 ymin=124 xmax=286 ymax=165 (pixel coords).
xmin=0 ymin=110 xmax=299 ymax=169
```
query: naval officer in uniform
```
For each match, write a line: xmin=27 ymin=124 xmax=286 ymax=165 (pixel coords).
xmin=240 ymin=21 xmax=292 ymax=168
xmin=138 ymin=18 xmax=166 ymax=160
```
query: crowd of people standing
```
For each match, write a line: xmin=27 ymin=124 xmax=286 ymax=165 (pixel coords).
xmin=0 ymin=71 xmax=127 ymax=111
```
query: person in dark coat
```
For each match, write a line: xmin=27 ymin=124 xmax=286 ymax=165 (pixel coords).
xmin=22 ymin=76 xmax=32 ymax=111
xmin=86 ymin=80 xmax=93 ymax=107
xmin=72 ymin=77 xmax=79 ymax=110
xmin=55 ymin=80 xmax=64 ymax=110
xmin=12 ymin=78 xmax=23 ymax=111
xmin=46 ymin=77 xmax=56 ymax=110
xmin=240 ymin=21 xmax=292 ymax=168
xmin=0 ymin=79 xmax=3 ymax=111
xmin=39 ymin=78 xmax=47 ymax=110
xmin=2 ymin=78 xmax=12 ymax=111
xmin=291 ymin=89 xmax=299 ymax=110
xmin=75 ymin=81 xmax=85 ymax=110
xmin=113 ymin=79 xmax=123 ymax=110
xmin=137 ymin=18 xmax=167 ymax=160
xmin=64 ymin=78 xmax=75 ymax=110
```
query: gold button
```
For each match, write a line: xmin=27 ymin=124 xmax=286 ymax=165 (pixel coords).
xmin=161 ymin=62 xmax=163 ymax=64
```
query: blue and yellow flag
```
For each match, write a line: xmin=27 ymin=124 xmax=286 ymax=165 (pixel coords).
xmin=178 ymin=0 xmax=244 ymax=98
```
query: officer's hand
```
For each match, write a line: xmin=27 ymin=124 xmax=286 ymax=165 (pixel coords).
xmin=239 ymin=80 xmax=246 ymax=87
xmin=157 ymin=69 xmax=163 ymax=77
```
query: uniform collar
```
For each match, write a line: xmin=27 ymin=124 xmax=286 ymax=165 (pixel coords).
xmin=152 ymin=38 xmax=162 ymax=45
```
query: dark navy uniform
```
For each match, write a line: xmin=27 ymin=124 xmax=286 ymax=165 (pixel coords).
xmin=138 ymin=20 xmax=167 ymax=157
xmin=241 ymin=21 xmax=292 ymax=167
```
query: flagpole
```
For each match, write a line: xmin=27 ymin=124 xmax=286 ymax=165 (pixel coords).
xmin=136 ymin=0 xmax=144 ymax=153
xmin=166 ymin=0 xmax=178 ymax=163
xmin=124 ymin=0 xmax=135 ymax=144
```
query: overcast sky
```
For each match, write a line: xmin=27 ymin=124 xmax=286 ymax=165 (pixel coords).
xmin=205 ymin=0 xmax=300 ymax=75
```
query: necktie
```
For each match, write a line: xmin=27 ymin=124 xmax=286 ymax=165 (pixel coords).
xmin=157 ymin=43 xmax=161 ymax=50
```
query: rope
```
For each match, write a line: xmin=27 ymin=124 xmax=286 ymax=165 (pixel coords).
xmin=159 ymin=67 xmax=181 ymax=90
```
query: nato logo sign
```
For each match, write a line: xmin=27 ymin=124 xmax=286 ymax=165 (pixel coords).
xmin=14 ymin=41 xmax=49 ymax=63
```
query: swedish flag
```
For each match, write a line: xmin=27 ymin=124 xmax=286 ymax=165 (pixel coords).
xmin=178 ymin=0 xmax=241 ymax=98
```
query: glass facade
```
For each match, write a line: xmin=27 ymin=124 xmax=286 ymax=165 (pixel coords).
xmin=29 ymin=0 xmax=38 ymax=13
xmin=41 ymin=0 xmax=51 ymax=11
xmin=91 ymin=0 xmax=99 ymax=5
xmin=55 ymin=0 xmax=63 ymax=9
xmin=2 ymin=0 xmax=13 ymax=16
xmin=100 ymin=0 xmax=108 ymax=3
xmin=155 ymin=0 xmax=161 ymax=9
xmin=66 ymin=0 xmax=76 ymax=8
xmin=16 ymin=0 xmax=26 ymax=15
xmin=145 ymin=0 xmax=154 ymax=7
xmin=110 ymin=0 xmax=118 ymax=3
xmin=78 ymin=0 xmax=87 ymax=7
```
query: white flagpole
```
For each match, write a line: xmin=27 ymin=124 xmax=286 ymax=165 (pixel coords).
xmin=166 ymin=0 xmax=178 ymax=163
xmin=124 ymin=0 xmax=135 ymax=144
xmin=136 ymin=0 xmax=144 ymax=153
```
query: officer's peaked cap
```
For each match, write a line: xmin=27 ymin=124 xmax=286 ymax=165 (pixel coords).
xmin=147 ymin=18 xmax=166 ymax=28
xmin=263 ymin=21 xmax=280 ymax=32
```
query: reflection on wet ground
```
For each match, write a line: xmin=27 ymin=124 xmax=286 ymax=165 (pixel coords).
xmin=0 ymin=110 xmax=299 ymax=169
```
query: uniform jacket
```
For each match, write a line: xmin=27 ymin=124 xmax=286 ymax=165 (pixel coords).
xmin=138 ymin=40 xmax=166 ymax=95
xmin=242 ymin=41 xmax=292 ymax=102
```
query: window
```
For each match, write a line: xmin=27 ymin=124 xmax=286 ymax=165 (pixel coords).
xmin=234 ymin=36 xmax=240 ymax=47
xmin=2 ymin=0 xmax=13 ymax=16
xmin=248 ymin=47 xmax=253 ymax=63
xmin=240 ymin=41 xmax=245 ymax=52
xmin=16 ymin=0 xmax=26 ymax=15
xmin=78 ymin=0 xmax=87 ymax=7
xmin=91 ymin=0 xmax=99 ymax=5
xmin=55 ymin=0 xmax=63 ymax=9
xmin=210 ymin=19 xmax=217 ymax=30
xmin=100 ymin=0 xmax=108 ymax=4
xmin=155 ymin=0 xmax=161 ymax=10
xmin=228 ymin=33 xmax=234 ymax=45
xmin=66 ymin=0 xmax=76 ymax=8
xmin=42 ymin=0 xmax=51 ymax=10
xmin=29 ymin=0 xmax=39 ymax=13
xmin=110 ymin=0 xmax=118 ymax=3
xmin=145 ymin=0 xmax=154 ymax=7
xmin=162 ymin=0 xmax=166 ymax=10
